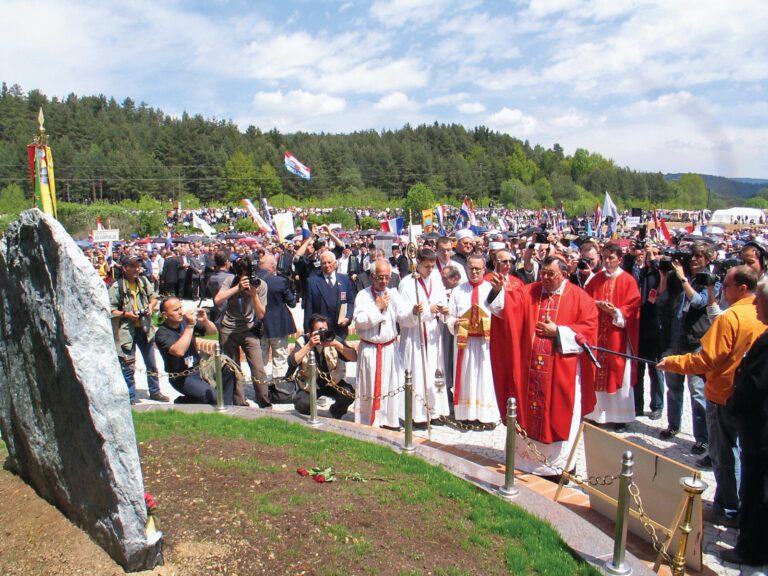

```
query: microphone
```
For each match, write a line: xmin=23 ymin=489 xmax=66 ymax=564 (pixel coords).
xmin=575 ymin=334 xmax=601 ymax=369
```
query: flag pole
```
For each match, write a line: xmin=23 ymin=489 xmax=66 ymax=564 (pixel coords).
xmin=407 ymin=210 xmax=432 ymax=439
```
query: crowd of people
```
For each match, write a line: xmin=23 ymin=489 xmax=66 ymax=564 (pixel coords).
xmin=85 ymin=210 xmax=768 ymax=567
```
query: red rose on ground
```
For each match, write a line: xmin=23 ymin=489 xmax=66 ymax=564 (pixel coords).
xmin=313 ymin=474 xmax=326 ymax=483
xmin=297 ymin=467 xmax=309 ymax=477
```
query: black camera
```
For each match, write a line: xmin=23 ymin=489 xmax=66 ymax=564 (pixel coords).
xmin=695 ymin=272 xmax=719 ymax=287
xmin=231 ymin=257 xmax=262 ymax=288
xmin=316 ymin=328 xmax=336 ymax=343
xmin=535 ymin=232 xmax=549 ymax=244
xmin=655 ymin=258 xmax=674 ymax=273
xmin=137 ymin=309 xmax=152 ymax=334
xmin=577 ymin=258 xmax=592 ymax=271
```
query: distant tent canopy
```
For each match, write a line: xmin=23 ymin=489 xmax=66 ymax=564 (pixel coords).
xmin=709 ymin=207 xmax=766 ymax=224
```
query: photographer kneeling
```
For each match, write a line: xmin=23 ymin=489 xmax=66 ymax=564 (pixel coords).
xmin=155 ymin=298 xmax=235 ymax=405
xmin=288 ymin=314 xmax=357 ymax=419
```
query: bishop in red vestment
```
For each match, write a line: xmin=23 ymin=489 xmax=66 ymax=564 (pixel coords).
xmin=495 ymin=256 xmax=598 ymax=475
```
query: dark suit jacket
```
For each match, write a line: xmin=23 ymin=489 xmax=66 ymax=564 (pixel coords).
xmin=261 ymin=271 xmax=297 ymax=339
xmin=161 ymin=256 xmax=182 ymax=286
xmin=303 ymin=273 xmax=355 ymax=338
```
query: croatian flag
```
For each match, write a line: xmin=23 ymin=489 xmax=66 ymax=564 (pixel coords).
xmin=261 ymin=197 xmax=275 ymax=233
xmin=301 ymin=213 xmax=311 ymax=239
xmin=243 ymin=198 xmax=273 ymax=234
xmin=284 ymin=151 xmax=311 ymax=180
xmin=461 ymin=196 xmax=479 ymax=232
xmin=435 ymin=205 xmax=447 ymax=235
xmin=380 ymin=217 xmax=405 ymax=235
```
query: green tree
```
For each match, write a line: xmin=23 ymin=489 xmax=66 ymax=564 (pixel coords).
xmin=255 ymin=161 xmax=283 ymax=198
xmin=402 ymin=183 xmax=436 ymax=221
xmin=533 ymin=177 xmax=554 ymax=208
xmin=223 ymin=151 xmax=258 ymax=203
xmin=675 ymin=173 xmax=708 ymax=208
xmin=499 ymin=178 xmax=528 ymax=208
xmin=508 ymin=142 xmax=537 ymax=184
xmin=0 ymin=183 xmax=29 ymax=215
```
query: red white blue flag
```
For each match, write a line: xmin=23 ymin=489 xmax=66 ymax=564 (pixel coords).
xmin=284 ymin=151 xmax=311 ymax=180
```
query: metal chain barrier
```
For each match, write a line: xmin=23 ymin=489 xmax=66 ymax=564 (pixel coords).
xmin=513 ymin=421 xmax=619 ymax=487
xmin=628 ymin=480 xmax=674 ymax=567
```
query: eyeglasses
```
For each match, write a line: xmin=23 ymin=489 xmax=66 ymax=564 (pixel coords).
xmin=497 ymin=259 xmax=512 ymax=264
xmin=468 ymin=267 xmax=484 ymax=273
xmin=375 ymin=275 xmax=391 ymax=280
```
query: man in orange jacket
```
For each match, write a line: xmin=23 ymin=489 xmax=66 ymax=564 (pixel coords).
xmin=658 ymin=265 xmax=764 ymax=527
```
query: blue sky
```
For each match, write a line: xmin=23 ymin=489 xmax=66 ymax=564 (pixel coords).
xmin=3 ymin=0 xmax=767 ymax=178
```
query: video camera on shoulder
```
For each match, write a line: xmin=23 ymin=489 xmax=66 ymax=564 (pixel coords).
xmin=231 ymin=257 xmax=262 ymax=287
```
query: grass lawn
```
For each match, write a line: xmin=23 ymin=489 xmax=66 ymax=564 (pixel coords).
xmin=134 ymin=410 xmax=600 ymax=575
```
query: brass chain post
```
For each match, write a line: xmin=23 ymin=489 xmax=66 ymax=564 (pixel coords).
xmin=604 ymin=450 xmax=634 ymax=576
xmin=403 ymin=370 xmax=415 ymax=452
xmin=498 ymin=397 xmax=519 ymax=500
xmin=307 ymin=352 xmax=320 ymax=426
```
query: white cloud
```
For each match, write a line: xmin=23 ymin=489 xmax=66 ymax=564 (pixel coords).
xmin=425 ymin=93 xmax=468 ymax=106
xmin=370 ymin=0 xmax=454 ymax=27
xmin=457 ymin=102 xmax=485 ymax=114
xmin=252 ymin=90 xmax=346 ymax=115
xmin=374 ymin=92 xmax=418 ymax=111
xmin=487 ymin=107 xmax=537 ymax=135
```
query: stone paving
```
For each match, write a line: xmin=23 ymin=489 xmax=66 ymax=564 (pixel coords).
xmin=129 ymin=299 xmax=765 ymax=575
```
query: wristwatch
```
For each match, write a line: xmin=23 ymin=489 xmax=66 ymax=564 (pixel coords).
xmin=680 ymin=277 xmax=689 ymax=284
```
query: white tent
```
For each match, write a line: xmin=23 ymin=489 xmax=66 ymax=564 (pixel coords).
xmin=709 ymin=207 xmax=766 ymax=225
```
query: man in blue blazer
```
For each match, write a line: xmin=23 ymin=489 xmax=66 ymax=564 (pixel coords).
xmin=303 ymin=251 xmax=355 ymax=339
xmin=257 ymin=253 xmax=297 ymax=379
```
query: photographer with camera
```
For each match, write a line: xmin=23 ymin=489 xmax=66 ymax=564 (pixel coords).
xmin=288 ymin=314 xmax=357 ymax=419
xmin=208 ymin=250 xmax=271 ymax=407
xmin=656 ymin=242 xmax=719 ymax=459
xmin=109 ymin=255 xmax=169 ymax=404
xmin=155 ymin=298 xmax=235 ymax=405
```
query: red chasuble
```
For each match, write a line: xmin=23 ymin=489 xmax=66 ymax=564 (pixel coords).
xmin=489 ymin=273 xmax=525 ymax=417
xmin=513 ymin=282 xmax=598 ymax=443
xmin=583 ymin=270 xmax=641 ymax=395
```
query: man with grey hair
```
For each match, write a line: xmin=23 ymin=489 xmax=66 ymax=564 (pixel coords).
xmin=258 ymin=253 xmax=297 ymax=380
xmin=303 ymin=250 xmax=355 ymax=339
xmin=354 ymin=259 xmax=413 ymax=429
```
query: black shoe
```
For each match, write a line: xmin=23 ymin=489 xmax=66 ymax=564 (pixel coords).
xmin=691 ymin=441 xmax=708 ymax=455
xmin=481 ymin=421 xmax=498 ymax=431
xmin=696 ymin=455 xmax=713 ymax=469
xmin=130 ymin=398 xmax=138 ymax=406
xmin=719 ymin=548 xmax=766 ymax=566
xmin=380 ymin=424 xmax=403 ymax=432
xmin=412 ymin=422 xmax=429 ymax=430
xmin=430 ymin=418 xmax=446 ymax=427
xmin=705 ymin=508 xmax=738 ymax=528
xmin=648 ymin=409 xmax=662 ymax=420
xmin=659 ymin=428 xmax=679 ymax=440
xmin=149 ymin=392 xmax=170 ymax=402
xmin=612 ymin=423 xmax=627 ymax=433
xmin=328 ymin=406 xmax=347 ymax=420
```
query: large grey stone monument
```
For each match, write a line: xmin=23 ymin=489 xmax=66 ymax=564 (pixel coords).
xmin=0 ymin=209 xmax=162 ymax=571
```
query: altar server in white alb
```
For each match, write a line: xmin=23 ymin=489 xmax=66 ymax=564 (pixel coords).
xmin=354 ymin=259 xmax=413 ymax=429
xmin=398 ymin=248 xmax=450 ymax=426
xmin=447 ymin=254 xmax=505 ymax=426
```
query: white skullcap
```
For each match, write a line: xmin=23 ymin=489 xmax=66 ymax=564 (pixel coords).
xmin=455 ymin=229 xmax=473 ymax=241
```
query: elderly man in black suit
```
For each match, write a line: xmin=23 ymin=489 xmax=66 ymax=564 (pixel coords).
xmin=258 ymin=252 xmax=297 ymax=379
xmin=303 ymin=251 xmax=355 ymax=339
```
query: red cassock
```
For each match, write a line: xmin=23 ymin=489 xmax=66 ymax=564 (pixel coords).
xmin=494 ymin=281 xmax=598 ymax=444
xmin=583 ymin=271 xmax=641 ymax=394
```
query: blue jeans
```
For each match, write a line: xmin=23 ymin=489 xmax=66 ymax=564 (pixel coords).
xmin=119 ymin=328 xmax=160 ymax=401
xmin=664 ymin=362 xmax=708 ymax=443
xmin=706 ymin=401 xmax=740 ymax=516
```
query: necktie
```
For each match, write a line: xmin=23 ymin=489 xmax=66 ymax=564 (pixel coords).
xmin=326 ymin=276 xmax=333 ymax=286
